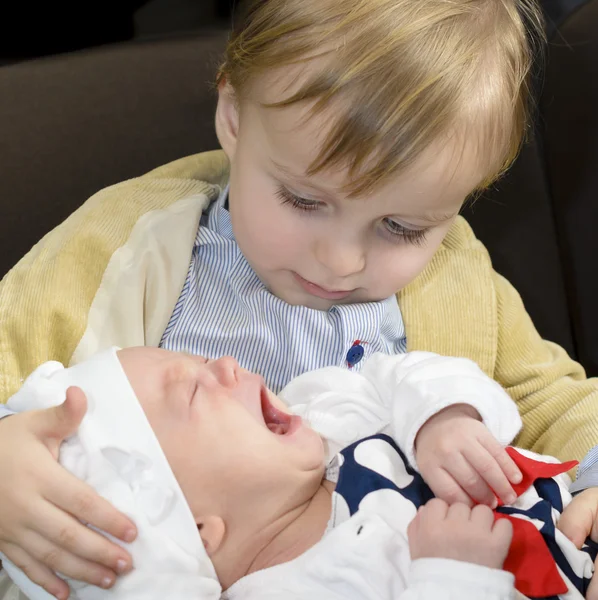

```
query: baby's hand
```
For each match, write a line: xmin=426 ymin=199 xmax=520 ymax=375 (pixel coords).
xmin=415 ymin=404 xmax=522 ymax=507
xmin=0 ymin=387 xmax=136 ymax=600
xmin=408 ymin=498 xmax=513 ymax=569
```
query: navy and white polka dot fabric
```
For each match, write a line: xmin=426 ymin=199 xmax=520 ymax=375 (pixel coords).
xmin=331 ymin=434 xmax=595 ymax=599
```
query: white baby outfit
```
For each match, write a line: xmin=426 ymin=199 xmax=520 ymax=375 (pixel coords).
xmin=3 ymin=350 xmax=591 ymax=600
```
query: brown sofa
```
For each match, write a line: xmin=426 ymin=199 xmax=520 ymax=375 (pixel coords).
xmin=0 ymin=2 xmax=597 ymax=374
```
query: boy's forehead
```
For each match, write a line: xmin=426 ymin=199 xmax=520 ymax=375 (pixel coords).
xmin=246 ymin=94 xmax=482 ymax=214
xmin=241 ymin=60 xmax=484 ymax=199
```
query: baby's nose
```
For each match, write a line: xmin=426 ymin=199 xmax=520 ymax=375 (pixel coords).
xmin=210 ymin=356 xmax=240 ymax=387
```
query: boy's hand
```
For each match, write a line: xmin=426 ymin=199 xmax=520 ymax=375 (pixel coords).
xmin=557 ymin=487 xmax=598 ymax=600
xmin=415 ymin=404 xmax=522 ymax=507
xmin=408 ymin=498 xmax=513 ymax=569
xmin=0 ymin=387 xmax=137 ymax=600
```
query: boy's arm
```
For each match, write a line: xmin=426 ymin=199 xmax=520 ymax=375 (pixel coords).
xmin=0 ymin=180 xmax=141 ymax=404
xmin=492 ymin=271 xmax=598 ymax=465
xmin=0 ymin=173 xmax=213 ymax=405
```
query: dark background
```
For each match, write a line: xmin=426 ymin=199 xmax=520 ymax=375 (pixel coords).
xmin=0 ymin=0 xmax=585 ymax=63
xmin=0 ymin=0 xmax=230 ymax=63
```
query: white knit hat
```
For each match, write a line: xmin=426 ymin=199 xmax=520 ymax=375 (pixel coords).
xmin=2 ymin=347 xmax=221 ymax=600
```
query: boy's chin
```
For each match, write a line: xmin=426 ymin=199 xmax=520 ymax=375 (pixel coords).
xmin=274 ymin=287 xmax=339 ymax=311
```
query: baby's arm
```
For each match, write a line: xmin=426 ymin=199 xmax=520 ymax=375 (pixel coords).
xmin=361 ymin=352 xmax=524 ymax=506
xmin=284 ymin=352 xmax=522 ymax=504
xmin=401 ymin=498 xmax=515 ymax=600
xmin=400 ymin=559 xmax=515 ymax=600
xmin=254 ymin=497 xmax=515 ymax=600
xmin=359 ymin=352 xmax=522 ymax=464
xmin=403 ymin=499 xmax=515 ymax=600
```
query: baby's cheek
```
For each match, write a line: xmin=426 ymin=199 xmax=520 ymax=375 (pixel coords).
xmin=168 ymin=453 xmax=200 ymax=502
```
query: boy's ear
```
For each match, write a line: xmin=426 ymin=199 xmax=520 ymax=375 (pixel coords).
xmin=215 ymin=79 xmax=240 ymax=159
xmin=197 ymin=515 xmax=226 ymax=556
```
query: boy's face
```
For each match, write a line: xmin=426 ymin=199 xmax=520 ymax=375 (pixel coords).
xmin=216 ymin=78 xmax=485 ymax=311
xmin=117 ymin=347 xmax=325 ymax=519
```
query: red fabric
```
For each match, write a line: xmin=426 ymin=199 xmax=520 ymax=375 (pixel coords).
xmin=503 ymin=447 xmax=578 ymax=500
xmin=495 ymin=513 xmax=568 ymax=596
xmin=493 ymin=448 xmax=578 ymax=597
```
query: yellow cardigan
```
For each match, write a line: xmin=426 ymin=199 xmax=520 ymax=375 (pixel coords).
xmin=1 ymin=150 xmax=597 ymax=468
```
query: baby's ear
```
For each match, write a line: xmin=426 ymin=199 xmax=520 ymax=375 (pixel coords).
xmin=197 ymin=516 xmax=226 ymax=556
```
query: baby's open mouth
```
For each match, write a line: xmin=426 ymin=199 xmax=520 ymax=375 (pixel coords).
xmin=260 ymin=387 xmax=292 ymax=435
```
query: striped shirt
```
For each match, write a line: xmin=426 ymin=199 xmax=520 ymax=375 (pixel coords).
xmin=159 ymin=187 xmax=407 ymax=393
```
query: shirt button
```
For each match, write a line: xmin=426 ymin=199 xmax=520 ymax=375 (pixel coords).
xmin=346 ymin=340 xmax=366 ymax=368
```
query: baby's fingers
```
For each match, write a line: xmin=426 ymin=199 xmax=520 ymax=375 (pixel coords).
xmin=426 ymin=468 xmax=473 ymax=507
xmin=481 ymin=435 xmax=522 ymax=487
xmin=1 ymin=541 xmax=70 ymax=600
xmin=467 ymin=442 xmax=517 ymax=505
xmin=444 ymin=454 xmax=496 ymax=507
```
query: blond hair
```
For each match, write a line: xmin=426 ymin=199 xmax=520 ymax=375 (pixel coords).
xmin=219 ymin=0 xmax=545 ymax=195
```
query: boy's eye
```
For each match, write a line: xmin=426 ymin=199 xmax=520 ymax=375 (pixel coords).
xmin=383 ymin=218 xmax=428 ymax=246
xmin=276 ymin=185 xmax=320 ymax=211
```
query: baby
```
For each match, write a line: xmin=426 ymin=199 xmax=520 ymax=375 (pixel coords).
xmin=1 ymin=348 xmax=594 ymax=599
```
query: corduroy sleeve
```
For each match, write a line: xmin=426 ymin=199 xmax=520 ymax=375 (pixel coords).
xmin=0 ymin=174 xmax=213 ymax=404
xmin=492 ymin=270 xmax=598 ymax=465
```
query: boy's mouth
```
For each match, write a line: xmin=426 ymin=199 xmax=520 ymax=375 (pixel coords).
xmin=260 ymin=386 xmax=297 ymax=435
xmin=292 ymin=272 xmax=355 ymax=301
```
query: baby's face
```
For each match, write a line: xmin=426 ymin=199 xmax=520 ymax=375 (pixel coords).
xmin=117 ymin=347 xmax=325 ymax=517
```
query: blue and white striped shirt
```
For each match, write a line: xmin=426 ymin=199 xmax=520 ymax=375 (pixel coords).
xmin=159 ymin=188 xmax=407 ymax=393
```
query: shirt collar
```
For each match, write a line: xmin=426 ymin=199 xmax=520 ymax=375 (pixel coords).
xmin=203 ymin=184 xmax=234 ymax=240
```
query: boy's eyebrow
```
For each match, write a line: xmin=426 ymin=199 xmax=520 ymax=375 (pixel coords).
xmin=411 ymin=211 xmax=459 ymax=224
xmin=271 ymin=160 xmax=332 ymax=192
xmin=271 ymin=160 xmax=304 ymax=178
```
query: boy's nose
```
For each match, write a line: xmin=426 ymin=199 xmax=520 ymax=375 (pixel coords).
xmin=314 ymin=238 xmax=366 ymax=279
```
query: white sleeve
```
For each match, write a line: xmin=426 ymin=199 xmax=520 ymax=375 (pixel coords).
xmin=401 ymin=558 xmax=515 ymax=600
xmin=360 ymin=352 xmax=522 ymax=468
xmin=282 ymin=352 xmax=521 ymax=466
xmin=241 ymin=558 xmax=515 ymax=600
